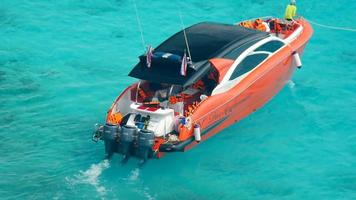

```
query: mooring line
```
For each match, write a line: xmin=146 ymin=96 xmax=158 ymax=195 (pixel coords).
xmin=305 ymin=18 xmax=356 ymax=32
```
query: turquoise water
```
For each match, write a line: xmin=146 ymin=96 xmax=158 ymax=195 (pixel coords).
xmin=1 ymin=0 xmax=356 ymax=199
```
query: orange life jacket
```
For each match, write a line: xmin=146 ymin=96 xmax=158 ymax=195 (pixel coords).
xmin=254 ymin=19 xmax=266 ymax=31
xmin=240 ymin=21 xmax=254 ymax=29
xmin=169 ymin=96 xmax=178 ymax=104
xmin=107 ymin=112 xmax=123 ymax=125
xmin=273 ymin=19 xmax=282 ymax=33
xmin=138 ymin=88 xmax=148 ymax=100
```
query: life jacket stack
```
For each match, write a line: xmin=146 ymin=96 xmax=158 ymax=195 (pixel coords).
xmin=239 ymin=21 xmax=254 ymax=29
xmin=239 ymin=19 xmax=267 ymax=32
xmin=269 ymin=18 xmax=282 ymax=35
xmin=253 ymin=19 xmax=267 ymax=32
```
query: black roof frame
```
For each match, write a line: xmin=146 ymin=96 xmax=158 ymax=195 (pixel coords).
xmin=129 ymin=22 xmax=269 ymax=86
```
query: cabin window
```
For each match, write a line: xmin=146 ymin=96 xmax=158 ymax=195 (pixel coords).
xmin=222 ymin=40 xmax=259 ymax=60
xmin=229 ymin=53 xmax=268 ymax=80
xmin=254 ymin=40 xmax=284 ymax=53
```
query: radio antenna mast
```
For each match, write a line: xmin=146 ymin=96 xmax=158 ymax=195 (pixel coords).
xmin=132 ymin=0 xmax=146 ymax=51
xmin=179 ymin=12 xmax=193 ymax=63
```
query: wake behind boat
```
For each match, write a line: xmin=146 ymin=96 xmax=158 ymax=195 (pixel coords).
xmin=92 ymin=16 xmax=313 ymax=162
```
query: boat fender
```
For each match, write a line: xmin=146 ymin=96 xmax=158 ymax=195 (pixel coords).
xmin=292 ymin=51 xmax=302 ymax=69
xmin=194 ymin=124 xmax=201 ymax=143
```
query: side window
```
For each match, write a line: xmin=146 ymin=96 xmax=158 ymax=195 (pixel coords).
xmin=223 ymin=40 xmax=259 ymax=60
xmin=229 ymin=53 xmax=268 ymax=80
xmin=255 ymin=40 xmax=284 ymax=53
xmin=223 ymin=47 xmax=246 ymax=60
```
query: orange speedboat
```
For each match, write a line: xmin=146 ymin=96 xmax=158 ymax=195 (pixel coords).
xmin=93 ymin=17 xmax=313 ymax=162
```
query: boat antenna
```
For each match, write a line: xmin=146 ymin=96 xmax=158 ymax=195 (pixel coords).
xmin=132 ymin=0 xmax=146 ymax=51
xmin=179 ymin=12 xmax=193 ymax=63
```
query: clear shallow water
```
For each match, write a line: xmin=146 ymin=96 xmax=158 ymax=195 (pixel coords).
xmin=1 ymin=0 xmax=356 ymax=199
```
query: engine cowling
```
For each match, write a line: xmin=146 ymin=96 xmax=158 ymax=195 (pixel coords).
xmin=120 ymin=125 xmax=137 ymax=157
xmin=138 ymin=129 xmax=155 ymax=160
xmin=102 ymin=124 xmax=121 ymax=158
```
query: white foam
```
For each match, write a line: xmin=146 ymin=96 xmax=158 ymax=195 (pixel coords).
xmin=142 ymin=187 xmax=155 ymax=200
xmin=288 ymin=80 xmax=296 ymax=89
xmin=66 ymin=159 xmax=110 ymax=198
xmin=125 ymin=168 xmax=156 ymax=200
xmin=128 ymin=168 xmax=140 ymax=182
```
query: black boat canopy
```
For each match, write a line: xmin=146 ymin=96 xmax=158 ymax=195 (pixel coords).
xmin=129 ymin=22 xmax=269 ymax=86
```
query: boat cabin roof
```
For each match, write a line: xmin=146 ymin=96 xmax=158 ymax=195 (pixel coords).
xmin=129 ymin=22 xmax=269 ymax=87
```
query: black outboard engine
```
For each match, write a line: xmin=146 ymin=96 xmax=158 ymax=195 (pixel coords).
xmin=102 ymin=124 xmax=121 ymax=159
xmin=120 ymin=125 xmax=137 ymax=158
xmin=138 ymin=129 xmax=155 ymax=161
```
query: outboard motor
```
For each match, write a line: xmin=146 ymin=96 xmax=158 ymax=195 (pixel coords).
xmin=120 ymin=125 xmax=137 ymax=158
xmin=138 ymin=129 xmax=155 ymax=161
xmin=103 ymin=124 xmax=121 ymax=159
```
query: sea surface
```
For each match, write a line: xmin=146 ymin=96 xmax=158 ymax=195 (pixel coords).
xmin=1 ymin=0 xmax=356 ymax=199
